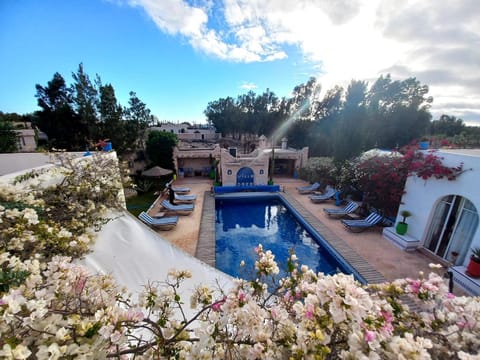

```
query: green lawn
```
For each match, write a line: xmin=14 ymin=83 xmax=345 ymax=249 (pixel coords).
xmin=126 ymin=191 xmax=158 ymax=217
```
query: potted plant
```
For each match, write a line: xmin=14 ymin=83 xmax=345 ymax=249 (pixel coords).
xmin=466 ymin=247 xmax=480 ymax=278
xmin=395 ymin=210 xmax=412 ymax=235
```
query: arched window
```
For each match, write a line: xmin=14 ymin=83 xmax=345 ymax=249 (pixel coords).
xmin=424 ymin=195 xmax=478 ymax=265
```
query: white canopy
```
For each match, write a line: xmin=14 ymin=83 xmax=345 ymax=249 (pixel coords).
xmin=80 ymin=211 xmax=233 ymax=318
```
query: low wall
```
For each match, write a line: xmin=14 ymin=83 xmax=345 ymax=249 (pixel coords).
xmin=214 ymin=185 xmax=280 ymax=193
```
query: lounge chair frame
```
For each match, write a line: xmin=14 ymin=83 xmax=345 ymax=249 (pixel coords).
xmin=297 ymin=182 xmax=321 ymax=194
xmin=138 ymin=212 xmax=179 ymax=230
xmin=323 ymin=201 xmax=359 ymax=218
xmin=161 ymin=200 xmax=194 ymax=215
xmin=341 ymin=212 xmax=383 ymax=232
xmin=309 ymin=187 xmax=336 ymax=203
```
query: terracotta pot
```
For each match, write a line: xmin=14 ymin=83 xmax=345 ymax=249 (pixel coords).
xmin=466 ymin=257 xmax=480 ymax=278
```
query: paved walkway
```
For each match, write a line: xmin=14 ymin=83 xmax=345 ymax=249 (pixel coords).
xmin=150 ymin=177 xmax=443 ymax=284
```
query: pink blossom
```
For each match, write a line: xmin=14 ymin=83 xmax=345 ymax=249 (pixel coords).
xmin=381 ymin=310 xmax=393 ymax=323
xmin=409 ymin=280 xmax=421 ymax=294
xmin=305 ymin=303 xmax=314 ymax=320
xmin=238 ymin=292 xmax=246 ymax=303
xmin=126 ymin=309 xmax=144 ymax=322
xmin=365 ymin=330 xmax=377 ymax=343
xmin=445 ymin=292 xmax=455 ymax=299
xmin=212 ymin=297 xmax=226 ymax=312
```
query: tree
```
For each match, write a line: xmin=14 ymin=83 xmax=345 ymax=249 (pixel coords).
xmin=97 ymin=82 xmax=125 ymax=153
xmin=333 ymin=80 xmax=368 ymax=160
xmin=124 ymin=91 xmax=154 ymax=149
xmin=0 ymin=115 xmax=18 ymax=152
xmin=72 ymin=63 xmax=98 ymax=142
xmin=365 ymin=75 xmax=432 ymax=149
xmin=309 ymin=85 xmax=344 ymax=156
xmin=145 ymin=130 xmax=178 ymax=170
xmin=431 ymin=115 xmax=465 ymax=137
xmin=34 ymin=72 xmax=85 ymax=150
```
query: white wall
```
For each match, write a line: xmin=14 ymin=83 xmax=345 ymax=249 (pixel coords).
xmin=398 ymin=150 xmax=480 ymax=266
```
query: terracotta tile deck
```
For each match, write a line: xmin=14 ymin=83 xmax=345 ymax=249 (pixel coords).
xmin=150 ymin=177 xmax=446 ymax=284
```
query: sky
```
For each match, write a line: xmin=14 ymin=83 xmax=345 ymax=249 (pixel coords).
xmin=1 ymin=0 xmax=479 ymax=126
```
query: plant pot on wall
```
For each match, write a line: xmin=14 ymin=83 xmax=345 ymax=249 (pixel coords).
xmin=395 ymin=210 xmax=412 ymax=235
xmin=419 ymin=141 xmax=429 ymax=150
xmin=466 ymin=247 xmax=480 ymax=278
xmin=396 ymin=222 xmax=408 ymax=235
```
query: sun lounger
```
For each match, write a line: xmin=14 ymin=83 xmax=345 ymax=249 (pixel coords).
xmin=297 ymin=182 xmax=321 ymax=194
xmin=161 ymin=200 xmax=194 ymax=215
xmin=308 ymin=187 xmax=336 ymax=203
xmin=172 ymin=186 xmax=190 ymax=194
xmin=341 ymin=212 xmax=383 ymax=232
xmin=138 ymin=212 xmax=179 ymax=230
xmin=174 ymin=193 xmax=197 ymax=203
xmin=323 ymin=201 xmax=359 ymax=218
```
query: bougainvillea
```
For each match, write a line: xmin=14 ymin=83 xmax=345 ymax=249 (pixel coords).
xmin=339 ymin=143 xmax=465 ymax=216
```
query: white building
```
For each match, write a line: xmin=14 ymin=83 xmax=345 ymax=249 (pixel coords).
xmin=383 ymin=149 xmax=480 ymax=295
xmin=150 ymin=123 xmax=219 ymax=142
xmin=219 ymin=135 xmax=308 ymax=186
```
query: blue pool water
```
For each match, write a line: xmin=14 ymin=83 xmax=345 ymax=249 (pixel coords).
xmin=215 ymin=196 xmax=349 ymax=279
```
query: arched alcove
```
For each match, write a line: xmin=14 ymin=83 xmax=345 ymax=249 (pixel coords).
xmin=236 ymin=167 xmax=254 ymax=186
xmin=424 ymin=195 xmax=478 ymax=265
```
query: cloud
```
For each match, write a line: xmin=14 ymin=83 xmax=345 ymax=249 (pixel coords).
xmin=239 ymin=81 xmax=257 ymax=90
xmin=125 ymin=0 xmax=480 ymax=124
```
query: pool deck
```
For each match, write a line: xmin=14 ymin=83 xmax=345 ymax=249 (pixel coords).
xmin=149 ymin=177 xmax=443 ymax=284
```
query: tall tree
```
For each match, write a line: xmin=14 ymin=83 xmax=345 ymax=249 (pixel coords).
xmin=205 ymin=96 xmax=240 ymax=138
xmin=124 ymin=91 xmax=153 ymax=149
xmin=287 ymin=77 xmax=321 ymax=121
xmin=333 ymin=80 xmax=368 ymax=160
xmin=145 ymin=131 xmax=178 ymax=169
xmin=308 ymin=86 xmax=344 ymax=156
xmin=72 ymin=63 xmax=98 ymax=142
xmin=0 ymin=114 xmax=18 ymax=152
xmin=97 ymin=82 xmax=125 ymax=152
xmin=34 ymin=73 xmax=85 ymax=150
xmin=431 ymin=115 xmax=465 ymax=137
xmin=365 ymin=75 xmax=432 ymax=149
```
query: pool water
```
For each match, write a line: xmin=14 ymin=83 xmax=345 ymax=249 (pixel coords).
xmin=215 ymin=197 xmax=347 ymax=279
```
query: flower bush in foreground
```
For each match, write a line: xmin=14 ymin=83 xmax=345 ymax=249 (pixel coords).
xmin=1 ymin=153 xmax=479 ymax=359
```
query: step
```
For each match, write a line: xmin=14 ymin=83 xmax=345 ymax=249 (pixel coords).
xmin=382 ymin=227 xmax=420 ymax=252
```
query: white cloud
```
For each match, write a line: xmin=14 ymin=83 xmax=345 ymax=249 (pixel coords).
xmin=240 ymin=82 xmax=257 ymax=90
xmin=126 ymin=0 xmax=480 ymax=124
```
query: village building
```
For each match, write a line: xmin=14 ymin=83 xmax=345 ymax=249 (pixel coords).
xmin=150 ymin=122 xmax=219 ymax=142
xmin=384 ymin=148 xmax=480 ymax=295
xmin=218 ymin=135 xmax=308 ymax=186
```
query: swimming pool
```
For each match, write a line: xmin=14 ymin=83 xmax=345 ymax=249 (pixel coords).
xmin=215 ymin=194 xmax=362 ymax=281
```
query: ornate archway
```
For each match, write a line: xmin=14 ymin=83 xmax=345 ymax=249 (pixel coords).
xmin=236 ymin=167 xmax=254 ymax=186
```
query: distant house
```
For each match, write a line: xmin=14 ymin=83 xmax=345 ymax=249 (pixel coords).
xmin=13 ymin=122 xmax=48 ymax=152
xmin=383 ymin=148 xmax=480 ymax=295
xmin=173 ymin=141 xmax=221 ymax=178
xmin=150 ymin=122 xmax=219 ymax=142
xmin=15 ymin=128 xmax=36 ymax=152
